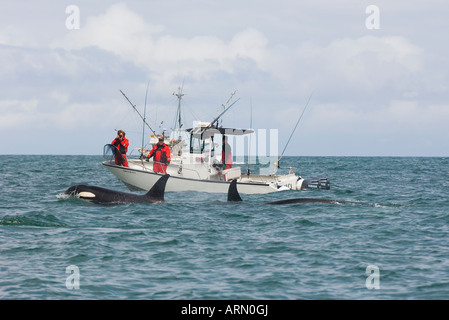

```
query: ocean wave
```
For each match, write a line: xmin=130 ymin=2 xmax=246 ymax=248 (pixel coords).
xmin=0 ymin=214 xmax=67 ymax=228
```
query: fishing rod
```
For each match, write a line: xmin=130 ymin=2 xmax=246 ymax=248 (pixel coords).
xmin=275 ymin=92 xmax=313 ymax=168
xmin=206 ymin=90 xmax=239 ymax=130
xmin=141 ymin=81 xmax=150 ymax=157
xmin=218 ymin=90 xmax=236 ymax=127
xmin=192 ymin=90 xmax=240 ymax=137
xmin=119 ymin=89 xmax=157 ymax=137
xmin=247 ymin=99 xmax=253 ymax=176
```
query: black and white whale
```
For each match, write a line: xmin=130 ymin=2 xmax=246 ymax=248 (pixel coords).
xmin=227 ymin=179 xmax=342 ymax=205
xmin=263 ymin=198 xmax=342 ymax=205
xmin=227 ymin=179 xmax=243 ymax=202
xmin=64 ymin=174 xmax=169 ymax=205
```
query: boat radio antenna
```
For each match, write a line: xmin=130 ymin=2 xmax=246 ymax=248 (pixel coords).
xmin=207 ymin=90 xmax=239 ymax=130
xmin=119 ymin=89 xmax=157 ymax=137
xmin=275 ymin=92 xmax=313 ymax=168
xmin=142 ymin=81 xmax=150 ymax=157
xmin=191 ymin=90 xmax=239 ymax=137
xmin=247 ymin=99 xmax=253 ymax=176
xmin=219 ymin=90 xmax=237 ymax=127
xmin=173 ymin=85 xmax=185 ymax=140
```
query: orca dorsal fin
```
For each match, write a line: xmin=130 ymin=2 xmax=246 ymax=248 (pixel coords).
xmin=227 ymin=179 xmax=242 ymax=202
xmin=145 ymin=174 xmax=170 ymax=202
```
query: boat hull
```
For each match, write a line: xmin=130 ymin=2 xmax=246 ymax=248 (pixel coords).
xmin=102 ymin=161 xmax=294 ymax=194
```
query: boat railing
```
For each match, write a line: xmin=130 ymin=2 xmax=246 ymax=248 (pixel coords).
xmin=242 ymin=173 xmax=272 ymax=184
xmin=128 ymin=147 xmax=150 ymax=158
xmin=127 ymin=157 xmax=203 ymax=179
xmin=175 ymin=165 xmax=203 ymax=179
xmin=103 ymin=144 xmax=127 ymax=162
xmin=128 ymin=159 xmax=152 ymax=171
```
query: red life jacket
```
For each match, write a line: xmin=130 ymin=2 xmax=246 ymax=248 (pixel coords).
xmin=222 ymin=142 xmax=232 ymax=168
xmin=111 ymin=138 xmax=129 ymax=155
xmin=149 ymin=143 xmax=171 ymax=163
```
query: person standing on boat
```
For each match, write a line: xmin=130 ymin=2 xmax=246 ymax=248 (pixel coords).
xmin=222 ymin=135 xmax=232 ymax=170
xmin=147 ymin=136 xmax=171 ymax=174
xmin=111 ymin=130 xmax=129 ymax=167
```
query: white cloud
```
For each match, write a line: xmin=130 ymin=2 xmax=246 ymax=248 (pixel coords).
xmin=52 ymin=3 xmax=427 ymax=97
xmin=383 ymin=100 xmax=449 ymax=130
xmin=1 ymin=1 xmax=448 ymax=155
xmin=51 ymin=3 xmax=428 ymax=115
xmin=54 ymin=3 xmax=269 ymax=82
xmin=302 ymin=99 xmax=449 ymax=142
xmin=54 ymin=3 xmax=162 ymax=54
xmin=323 ymin=36 xmax=423 ymax=84
xmin=265 ymin=35 xmax=425 ymax=96
xmin=0 ymin=98 xmax=126 ymax=130
xmin=0 ymin=25 xmax=35 ymax=47
xmin=0 ymin=99 xmax=39 ymax=128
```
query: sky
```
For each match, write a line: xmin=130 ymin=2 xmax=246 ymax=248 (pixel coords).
xmin=1 ymin=0 xmax=448 ymax=156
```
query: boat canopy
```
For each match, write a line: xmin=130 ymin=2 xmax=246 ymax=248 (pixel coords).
xmin=186 ymin=125 xmax=254 ymax=155
xmin=186 ymin=127 xmax=254 ymax=139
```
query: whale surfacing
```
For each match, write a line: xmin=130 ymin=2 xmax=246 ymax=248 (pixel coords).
xmin=264 ymin=198 xmax=342 ymax=205
xmin=227 ymin=179 xmax=243 ymax=202
xmin=65 ymin=174 xmax=169 ymax=205
xmin=227 ymin=179 xmax=341 ymax=205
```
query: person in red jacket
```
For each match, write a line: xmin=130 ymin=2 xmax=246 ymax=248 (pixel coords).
xmin=146 ymin=137 xmax=171 ymax=173
xmin=111 ymin=130 xmax=129 ymax=167
xmin=222 ymin=135 xmax=232 ymax=170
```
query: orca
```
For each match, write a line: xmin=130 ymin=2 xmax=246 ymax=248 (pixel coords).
xmin=65 ymin=174 xmax=169 ymax=205
xmin=227 ymin=179 xmax=342 ymax=205
xmin=227 ymin=179 xmax=242 ymax=202
xmin=264 ymin=198 xmax=342 ymax=205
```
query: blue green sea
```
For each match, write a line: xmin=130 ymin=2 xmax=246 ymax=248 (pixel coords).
xmin=1 ymin=155 xmax=449 ymax=300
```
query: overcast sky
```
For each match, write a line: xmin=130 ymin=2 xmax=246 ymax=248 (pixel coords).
xmin=1 ymin=0 xmax=448 ymax=156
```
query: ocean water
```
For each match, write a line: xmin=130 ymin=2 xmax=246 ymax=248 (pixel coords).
xmin=1 ymin=155 xmax=449 ymax=300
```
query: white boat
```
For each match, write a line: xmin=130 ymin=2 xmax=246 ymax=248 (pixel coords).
xmin=102 ymin=124 xmax=329 ymax=194
xmin=102 ymin=88 xmax=330 ymax=194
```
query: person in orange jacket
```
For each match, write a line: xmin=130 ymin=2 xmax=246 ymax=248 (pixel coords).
xmin=111 ymin=129 xmax=129 ymax=167
xmin=146 ymin=137 xmax=171 ymax=173
xmin=222 ymin=135 xmax=232 ymax=170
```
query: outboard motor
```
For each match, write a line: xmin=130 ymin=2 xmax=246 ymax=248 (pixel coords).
xmin=301 ymin=177 xmax=330 ymax=190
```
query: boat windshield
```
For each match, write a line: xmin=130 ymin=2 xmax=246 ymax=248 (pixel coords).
xmin=190 ymin=135 xmax=205 ymax=154
xmin=190 ymin=134 xmax=216 ymax=154
xmin=187 ymin=127 xmax=253 ymax=154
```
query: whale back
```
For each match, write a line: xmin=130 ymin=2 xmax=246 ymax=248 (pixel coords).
xmin=227 ymin=179 xmax=242 ymax=202
xmin=144 ymin=174 xmax=169 ymax=202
